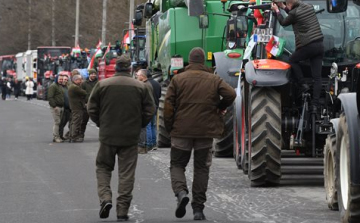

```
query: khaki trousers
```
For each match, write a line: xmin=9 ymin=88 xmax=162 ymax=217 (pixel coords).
xmin=50 ymin=107 xmax=64 ymax=139
xmin=70 ymin=110 xmax=83 ymax=140
xmin=170 ymin=137 xmax=213 ymax=211
xmin=96 ymin=142 xmax=138 ymax=216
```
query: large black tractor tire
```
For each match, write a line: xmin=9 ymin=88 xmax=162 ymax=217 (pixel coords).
xmin=324 ymin=134 xmax=339 ymax=210
xmin=336 ymin=114 xmax=360 ymax=222
xmin=240 ymin=81 xmax=249 ymax=175
xmin=248 ymin=87 xmax=281 ymax=187
xmin=213 ymin=104 xmax=234 ymax=157
xmin=157 ymin=86 xmax=171 ymax=148
xmin=233 ymin=104 xmax=242 ymax=169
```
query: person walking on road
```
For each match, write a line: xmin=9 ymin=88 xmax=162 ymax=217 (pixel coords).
xmin=68 ymin=73 xmax=87 ymax=143
xmin=135 ymin=69 xmax=154 ymax=154
xmin=271 ymin=0 xmax=324 ymax=111
xmin=48 ymin=75 xmax=65 ymax=143
xmin=0 ymin=77 xmax=6 ymax=100
xmin=5 ymin=77 xmax=13 ymax=100
xmin=87 ymin=55 xmax=155 ymax=221
xmin=59 ymin=75 xmax=71 ymax=141
xmin=80 ymin=68 xmax=98 ymax=139
xmin=13 ymin=79 xmax=21 ymax=100
xmin=25 ymin=77 xmax=34 ymax=100
xmin=143 ymin=69 xmax=162 ymax=151
xmin=164 ymin=47 xmax=236 ymax=220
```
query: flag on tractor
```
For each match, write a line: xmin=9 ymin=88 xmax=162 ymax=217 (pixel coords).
xmin=102 ymin=43 xmax=111 ymax=60
xmin=122 ymin=23 xmax=135 ymax=47
xmin=88 ymin=48 xmax=103 ymax=70
xmin=96 ymin=39 xmax=102 ymax=49
xmin=265 ymin=35 xmax=286 ymax=57
xmin=71 ymin=45 xmax=81 ymax=57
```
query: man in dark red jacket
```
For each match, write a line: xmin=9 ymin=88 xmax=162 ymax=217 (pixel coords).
xmin=164 ymin=47 xmax=236 ymax=220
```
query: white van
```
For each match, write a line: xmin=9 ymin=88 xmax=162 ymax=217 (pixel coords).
xmin=15 ymin=52 xmax=26 ymax=81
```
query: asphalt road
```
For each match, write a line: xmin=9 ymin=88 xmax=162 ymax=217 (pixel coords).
xmin=0 ymin=97 xmax=340 ymax=223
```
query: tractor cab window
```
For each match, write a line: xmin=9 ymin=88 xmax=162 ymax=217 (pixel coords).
xmin=1 ymin=60 xmax=14 ymax=71
xmin=226 ymin=17 xmax=247 ymax=49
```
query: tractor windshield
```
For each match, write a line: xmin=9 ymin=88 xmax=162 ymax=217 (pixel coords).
xmin=1 ymin=59 xmax=15 ymax=72
xmin=275 ymin=0 xmax=360 ymax=65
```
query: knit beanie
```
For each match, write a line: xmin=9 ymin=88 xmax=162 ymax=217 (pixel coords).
xmin=188 ymin=47 xmax=205 ymax=64
xmin=88 ymin=68 xmax=96 ymax=74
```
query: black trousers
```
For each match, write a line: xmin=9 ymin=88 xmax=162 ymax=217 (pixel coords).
xmin=289 ymin=40 xmax=324 ymax=105
xmin=59 ymin=108 xmax=71 ymax=138
xmin=80 ymin=109 xmax=89 ymax=138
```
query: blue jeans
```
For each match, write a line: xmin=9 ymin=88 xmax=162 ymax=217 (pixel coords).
xmin=146 ymin=113 xmax=157 ymax=148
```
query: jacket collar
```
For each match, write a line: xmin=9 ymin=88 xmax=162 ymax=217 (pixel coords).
xmin=115 ymin=72 xmax=132 ymax=77
xmin=185 ymin=63 xmax=210 ymax=72
xmin=292 ymin=1 xmax=300 ymax=9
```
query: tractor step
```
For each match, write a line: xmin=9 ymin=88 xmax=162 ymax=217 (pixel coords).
xmin=282 ymin=158 xmax=323 ymax=166
xmin=281 ymin=165 xmax=323 ymax=175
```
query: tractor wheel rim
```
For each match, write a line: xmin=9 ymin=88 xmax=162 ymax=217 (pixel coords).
xmin=340 ymin=135 xmax=349 ymax=210
xmin=326 ymin=150 xmax=335 ymax=196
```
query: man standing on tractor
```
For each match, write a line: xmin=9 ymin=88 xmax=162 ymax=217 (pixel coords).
xmin=272 ymin=0 xmax=324 ymax=111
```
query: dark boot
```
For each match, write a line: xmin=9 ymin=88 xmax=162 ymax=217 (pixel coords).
xmin=99 ymin=200 xmax=112 ymax=219
xmin=175 ymin=190 xmax=189 ymax=218
xmin=298 ymin=84 xmax=310 ymax=98
xmin=117 ymin=215 xmax=129 ymax=221
xmin=193 ymin=209 xmax=206 ymax=220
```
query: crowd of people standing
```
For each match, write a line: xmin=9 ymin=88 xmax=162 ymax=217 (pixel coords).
xmin=0 ymin=76 xmax=36 ymax=100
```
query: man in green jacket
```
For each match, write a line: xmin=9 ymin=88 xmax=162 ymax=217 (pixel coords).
xmin=164 ymin=47 xmax=236 ymax=220
xmin=48 ymin=75 xmax=65 ymax=143
xmin=80 ymin=68 xmax=98 ymax=139
xmin=68 ymin=74 xmax=87 ymax=142
xmin=88 ymin=55 xmax=155 ymax=221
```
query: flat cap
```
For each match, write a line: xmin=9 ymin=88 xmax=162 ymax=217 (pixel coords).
xmin=71 ymin=69 xmax=80 ymax=76
xmin=116 ymin=55 xmax=131 ymax=70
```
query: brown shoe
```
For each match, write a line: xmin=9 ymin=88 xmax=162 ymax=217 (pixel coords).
xmin=138 ymin=147 xmax=147 ymax=154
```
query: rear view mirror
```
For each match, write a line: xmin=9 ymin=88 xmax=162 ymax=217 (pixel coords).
xmin=199 ymin=14 xmax=209 ymax=29
xmin=144 ymin=3 xmax=153 ymax=18
xmin=326 ymin=0 xmax=347 ymax=13
xmin=133 ymin=10 xmax=143 ymax=26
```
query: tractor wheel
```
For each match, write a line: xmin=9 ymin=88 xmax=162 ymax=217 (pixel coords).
xmin=233 ymin=104 xmax=241 ymax=169
xmin=213 ymin=104 xmax=234 ymax=157
xmin=240 ymin=81 xmax=249 ymax=175
xmin=324 ymin=134 xmax=339 ymax=210
xmin=248 ymin=87 xmax=281 ymax=186
xmin=336 ymin=114 xmax=360 ymax=222
xmin=158 ymin=86 xmax=171 ymax=148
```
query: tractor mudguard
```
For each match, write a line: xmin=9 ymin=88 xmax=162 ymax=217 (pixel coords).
xmin=330 ymin=118 xmax=339 ymax=135
xmin=214 ymin=52 xmax=243 ymax=88
xmin=339 ymin=93 xmax=360 ymax=184
xmin=245 ymin=59 xmax=290 ymax=87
